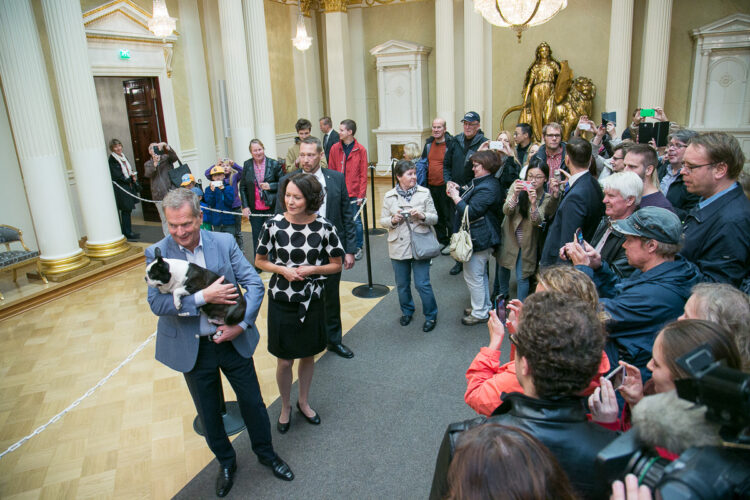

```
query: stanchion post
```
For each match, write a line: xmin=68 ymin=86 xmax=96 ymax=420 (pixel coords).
xmin=390 ymin=158 xmax=396 ymax=188
xmin=368 ymin=163 xmax=386 ymax=236
xmin=352 ymin=200 xmax=389 ymax=298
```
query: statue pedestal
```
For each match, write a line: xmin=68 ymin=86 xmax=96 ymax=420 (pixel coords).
xmin=370 ymin=40 xmax=431 ymax=174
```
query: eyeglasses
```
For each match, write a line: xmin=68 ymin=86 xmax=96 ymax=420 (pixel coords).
xmin=680 ymin=161 xmax=717 ymax=171
xmin=667 ymin=143 xmax=687 ymax=150
xmin=545 ymin=134 xmax=561 ymax=138
xmin=509 ymin=333 xmax=520 ymax=349
xmin=611 ymin=155 xmax=624 ymax=161
xmin=527 ymin=175 xmax=546 ymax=180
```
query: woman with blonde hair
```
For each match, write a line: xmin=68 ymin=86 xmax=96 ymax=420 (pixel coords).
xmin=464 ymin=265 xmax=610 ymax=416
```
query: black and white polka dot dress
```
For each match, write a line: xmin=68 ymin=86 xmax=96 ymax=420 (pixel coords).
xmin=256 ymin=214 xmax=345 ymax=359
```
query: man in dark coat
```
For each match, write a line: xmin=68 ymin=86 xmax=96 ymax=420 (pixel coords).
xmin=678 ymin=131 xmax=750 ymax=287
xmin=319 ymin=116 xmax=340 ymax=163
xmin=443 ymin=111 xmax=487 ymax=275
xmin=658 ymin=129 xmax=700 ymax=220
xmin=566 ymin=207 xmax=699 ymax=382
xmin=430 ymin=292 xmax=616 ymax=500
xmin=539 ymin=137 xmax=604 ymax=267
xmin=276 ymin=137 xmax=358 ymax=359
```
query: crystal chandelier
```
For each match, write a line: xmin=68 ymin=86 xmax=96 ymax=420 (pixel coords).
xmin=148 ymin=0 xmax=176 ymax=39
xmin=292 ymin=1 xmax=313 ymax=51
xmin=473 ymin=0 xmax=567 ymax=42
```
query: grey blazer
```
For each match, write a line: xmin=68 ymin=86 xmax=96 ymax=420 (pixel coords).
xmin=145 ymin=230 xmax=265 ymax=373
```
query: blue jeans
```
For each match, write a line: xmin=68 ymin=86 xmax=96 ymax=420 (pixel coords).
xmin=494 ymin=249 xmax=530 ymax=301
xmin=351 ymin=197 xmax=364 ymax=249
xmin=391 ymin=258 xmax=438 ymax=321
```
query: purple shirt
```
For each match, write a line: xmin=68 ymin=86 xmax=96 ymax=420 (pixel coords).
xmin=640 ymin=191 xmax=676 ymax=214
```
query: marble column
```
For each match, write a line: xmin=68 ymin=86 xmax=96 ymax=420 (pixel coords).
xmin=290 ymin=10 xmax=323 ymax=126
xmin=435 ymin=0 xmax=455 ymax=134
xmin=463 ymin=1 xmax=485 ymax=121
xmin=243 ymin=0 xmax=277 ymax=159
xmin=347 ymin=7 xmax=370 ymax=152
xmin=218 ymin=0 xmax=256 ymax=165
xmin=324 ymin=1 xmax=353 ymax=123
xmin=179 ymin=0 xmax=217 ymax=173
xmin=0 ymin=0 xmax=90 ymax=274
xmin=638 ymin=0 xmax=672 ymax=110
xmin=605 ymin=0 xmax=634 ymax=137
xmin=41 ymin=0 xmax=128 ymax=258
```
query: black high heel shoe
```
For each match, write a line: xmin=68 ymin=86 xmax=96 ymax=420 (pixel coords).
xmin=277 ymin=408 xmax=291 ymax=433
xmin=296 ymin=401 xmax=321 ymax=425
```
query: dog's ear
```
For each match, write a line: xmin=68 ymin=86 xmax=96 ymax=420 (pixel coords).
xmin=154 ymin=247 xmax=163 ymax=260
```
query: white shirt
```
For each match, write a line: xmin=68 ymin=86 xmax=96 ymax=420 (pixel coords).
xmin=312 ymin=167 xmax=328 ymax=218
xmin=567 ymin=169 xmax=588 ymax=188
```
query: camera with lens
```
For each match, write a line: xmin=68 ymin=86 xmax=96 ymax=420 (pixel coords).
xmin=596 ymin=344 xmax=750 ymax=499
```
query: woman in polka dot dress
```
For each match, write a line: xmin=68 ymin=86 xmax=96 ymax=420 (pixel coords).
xmin=255 ymin=172 xmax=345 ymax=433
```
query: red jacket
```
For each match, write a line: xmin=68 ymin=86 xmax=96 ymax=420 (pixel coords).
xmin=328 ymin=139 xmax=368 ymax=199
xmin=465 ymin=347 xmax=610 ymax=416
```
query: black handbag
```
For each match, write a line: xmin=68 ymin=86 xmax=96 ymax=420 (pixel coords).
xmin=168 ymin=160 xmax=191 ymax=189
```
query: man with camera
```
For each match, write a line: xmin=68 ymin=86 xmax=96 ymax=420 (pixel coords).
xmin=430 ymin=291 xmax=617 ymax=500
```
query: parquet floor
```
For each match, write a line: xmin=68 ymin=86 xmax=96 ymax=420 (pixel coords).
xmin=0 ymin=266 xmax=386 ymax=499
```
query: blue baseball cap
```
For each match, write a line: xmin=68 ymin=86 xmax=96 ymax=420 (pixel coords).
xmin=190 ymin=187 xmax=203 ymax=198
xmin=461 ymin=111 xmax=480 ymax=123
xmin=611 ymin=206 xmax=682 ymax=244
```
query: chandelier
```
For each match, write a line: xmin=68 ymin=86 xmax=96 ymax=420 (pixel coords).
xmin=292 ymin=1 xmax=313 ymax=51
xmin=148 ymin=0 xmax=176 ymax=39
xmin=473 ymin=0 xmax=567 ymax=42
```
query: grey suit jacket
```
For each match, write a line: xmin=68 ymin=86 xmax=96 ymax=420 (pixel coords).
xmin=276 ymin=168 xmax=357 ymax=254
xmin=145 ymin=230 xmax=265 ymax=373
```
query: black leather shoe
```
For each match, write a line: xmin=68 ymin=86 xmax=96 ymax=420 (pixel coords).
xmin=259 ymin=455 xmax=294 ymax=481
xmin=277 ymin=417 xmax=290 ymax=434
xmin=327 ymin=343 xmax=354 ymax=358
xmin=449 ymin=262 xmax=463 ymax=275
xmin=296 ymin=401 xmax=321 ymax=425
xmin=215 ymin=463 xmax=236 ymax=497
xmin=125 ymin=233 xmax=140 ymax=241
xmin=423 ymin=319 xmax=436 ymax=332
xmin=399 ymin=315 xmax=413 ymax=326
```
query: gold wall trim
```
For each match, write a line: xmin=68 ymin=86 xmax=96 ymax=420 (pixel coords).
xmin=271 ymin=0 xmax=420 ymax=12
xmin=40 ymin=252 xmax=91 ymax=275
xmin=85 ymin=34 xmax=174 ymax=45
xmin=85 ymin=237 xmax=130 ymax=258
xmin=83 ymin=0 xmax=151 ymax=20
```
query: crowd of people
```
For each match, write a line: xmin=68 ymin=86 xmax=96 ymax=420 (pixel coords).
xmin=135 ymin=107 xmax=750 ymax=498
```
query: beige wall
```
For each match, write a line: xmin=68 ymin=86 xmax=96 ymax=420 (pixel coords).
xmin=265 ymin=0 xmax=298 ymax=135
xmin=361 ymin=1 xmax=437 ymax=159
xmin=491 ymin=0 xmax=611 ymax=140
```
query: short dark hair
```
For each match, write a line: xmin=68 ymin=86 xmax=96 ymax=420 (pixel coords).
xmin=319 ymin=116 xmax=332 ymax=127
xmin=394 ymin=159 xmax=416 ymax=178
xmin=516 ymin=291 xmax=605 ymax=398
xmin=565 ymin=137 xmax=592 ymax=168
xmin=447 ymin=423 xmax=577 ymax=500
xmin=340 ymin=119 xmax=357 ymax=135
xmin=279 ymin=172 xmax=325 ymax=214
xmin=300 ymin=136 xmax=323 ymax=153
xmin=688 ymin=132 xmax=746 ymax=179
xmin=658 ymin=319 xmax=741 ymax=380
xmin=516 ymin=123 xmax=532 ymax=138
xmin=612 ymin=141 xmax=633 ymax=157
xmin=295 ymin=118 xmax=312 ymax=133
xmin=626 ymin=143 xmax=658 ymax=170
xmin=470 ymin=150 xmax=501 ymax=175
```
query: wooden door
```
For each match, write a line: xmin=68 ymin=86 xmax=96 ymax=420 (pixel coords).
xmin=123 ymin=78 xmax=167 ymax=222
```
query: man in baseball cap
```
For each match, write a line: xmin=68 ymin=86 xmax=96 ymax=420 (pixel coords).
xmin=564 ymin=206 xmax=699 ymax=383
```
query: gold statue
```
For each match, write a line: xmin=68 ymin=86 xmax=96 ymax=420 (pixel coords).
xmin=502 ymin=42 xmax=596 ymax=142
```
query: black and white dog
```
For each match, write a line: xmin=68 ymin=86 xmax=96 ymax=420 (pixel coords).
xmin=145 ymin=247 xmax=247 ymax=326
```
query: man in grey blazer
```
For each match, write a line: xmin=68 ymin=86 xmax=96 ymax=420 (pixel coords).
xmin=276 ymin=137 xmax=358 ymax=358
xmin=146 ymin=188 xmax=293 ymax=497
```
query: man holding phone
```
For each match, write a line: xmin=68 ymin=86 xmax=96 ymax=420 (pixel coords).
xmin=144 ymin=142 xmax=179 ymax=236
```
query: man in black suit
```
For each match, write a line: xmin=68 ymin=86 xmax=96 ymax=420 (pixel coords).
xmin=277 ymin=137 xmax=358 ymax=358
xmin=540 ymin=137 xmax=604 ymax=267
xmin=320 ymin=116 xmax=340 ymax=163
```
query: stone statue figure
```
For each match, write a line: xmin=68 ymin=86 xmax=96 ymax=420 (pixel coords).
xmin=502 ymin=42 xmax=596 ymax=142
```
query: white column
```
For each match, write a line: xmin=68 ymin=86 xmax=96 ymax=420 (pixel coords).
xmin=638 ymin=0 xmax=672 ymax=109
xmin=435 ymin=0 xmax=455 ymax=134
xmin=0 ymin=0 xmax=89 ymax=272
xmin=483 ymin=20 xmax=493 ymax=138
xmin=325 ymin=8 xmax=353 ymax=123
xmin=243 ymin=0 xmax=277 ymax=158
xmin=179 ymin=0 xmax=217 ymax=171
xmin=347 ymin=7 xmax=370 ymax=152
xmin=218 ymin=0 xmax=255 ymax=165
xmin=606 ymin=0 xmax=634 ymax=136
xmin=203 ymin=0 xmax=226 ymax=158
xmin=291 ymin=11 xmax=323 ymax=126
xmin=41 ymin=0 xmax=125 ymax=253
xmin=693 ymin=49 xmax=711 ymax=127
xmin=463 ymin=0 xmax=485 ymax=120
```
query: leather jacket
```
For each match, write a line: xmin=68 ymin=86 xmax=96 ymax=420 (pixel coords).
xmin=430 ymin=392 xmax=617 ymax=500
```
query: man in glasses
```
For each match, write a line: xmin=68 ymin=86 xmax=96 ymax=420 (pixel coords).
xmin=563 ymin=206 xmax=698 ymax=383
xmin=531 ymin=122 xmax=566 ymax=177
xmin=657 ymin=129 xmax=700 ymax=220
xmin=679 ymin=132 xmax=750 ymax=287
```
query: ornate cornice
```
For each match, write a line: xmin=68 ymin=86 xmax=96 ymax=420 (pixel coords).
xmin=323 ymin=0 xmax=347 ymax=13
xmin=271 ymin=0 xmax=419 ymax=15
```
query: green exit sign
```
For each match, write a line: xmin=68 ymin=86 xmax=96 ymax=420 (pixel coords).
xmin=119 ymin=49 xmax=131 ymax=59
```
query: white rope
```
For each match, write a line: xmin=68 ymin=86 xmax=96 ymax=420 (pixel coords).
xmin=0 ymin=331 xmax=157 ymax=460
xmin=353 ymin=198 xmax=367 ymax=221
